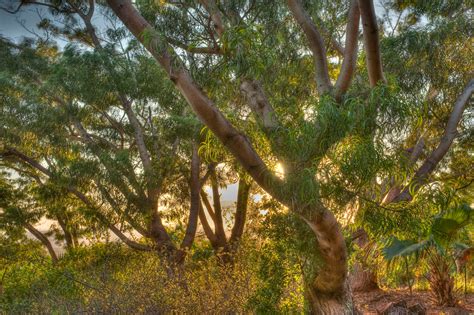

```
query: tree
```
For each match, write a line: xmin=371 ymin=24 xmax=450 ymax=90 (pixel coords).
xmin=1 ymin=0 xmax=472 ymax=312
xmin=0 ymin=0 xmax=259 ymax=270
xmin=0 ymin=15 xmax=203 ymax=264
xmin=0 ymin=174 xmax=58 ymax=263
xmin=102 ymin=0 xmax=473 ymax=313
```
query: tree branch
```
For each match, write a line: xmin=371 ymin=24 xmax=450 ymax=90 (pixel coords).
xmin=199 ymin=0 xmax=225 ymax=38
xmin=106 ymin=0 xmax=286 ymax=204
xmin=25 ymin=223 xmax=59 ymax=263
xmin=2 ymin=148 xmax=152 ymax=252
xmin=287 ymin=0 xmax=332 ymax=94
xmin=166 ymin=36 xmax=222 ymax=55
xmin=334 ymin=0 xmax=360 ymax=99
xmin=229 ymin=178 xmax=251 ymax=245
xmin=393 ymin=79 xmax=474 ymax=202
xmin=210 ymin=168 xmax=227 ymax=245
xmin=358 ymin=0 xmax=385 ymax=86
xmin=240 ymin=80 xmax=280 ymax=132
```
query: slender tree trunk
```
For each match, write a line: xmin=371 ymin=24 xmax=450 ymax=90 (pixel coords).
xmin=72 ymin=227 xmax=79 ymax=247
xmin=228 ymin=179 xmax=251 ymax=251
xmin=57 ymin=215 xmax=74 ymax=250
xmin=350 ymin=228 xmax=379 ymax=292
xmin=25 ymin=223 xmax=58 ymax=264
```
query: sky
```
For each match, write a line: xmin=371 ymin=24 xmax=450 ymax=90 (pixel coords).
xmin=0 ymin=1 xmax=49 ymax=41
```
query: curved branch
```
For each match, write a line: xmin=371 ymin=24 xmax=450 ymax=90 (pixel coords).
xmin=106 ymin=0 xmax=285 ymax=204
xmin=393 ymin=79 xmax=474 ymax=202
xmin=2 ymin=148 xmax=152 ymax=252
xmin=25 ymin=223 xmax=59 ymax=263
xmin=287 ymin=0 xmax=332 ymax=94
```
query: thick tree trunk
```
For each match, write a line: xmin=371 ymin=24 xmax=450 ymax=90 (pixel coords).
xmin=307 ymin=281 xmax=355 ymax=315
xmin=302 ymin=208 xmax=356 ymax=314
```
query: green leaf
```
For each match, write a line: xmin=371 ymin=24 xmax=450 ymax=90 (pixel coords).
xmin=382 ymin=237 xmax=429 ymax=261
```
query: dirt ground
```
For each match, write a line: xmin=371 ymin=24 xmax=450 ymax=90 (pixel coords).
xmin=353 ymin=289 xmax=474 ymax=314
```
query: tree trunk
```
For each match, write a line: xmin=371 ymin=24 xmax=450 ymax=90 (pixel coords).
xmin=350 ymin=228 xmax=379 ymax=292
xmin=307 ymin=281 xmax=355 ymax=314
xmin=25 ymin=223 xmax=58 ymax=264
xmin=351 ymin=262 xmax=378 ymax=292
xmin=302 ymin=208 xmax=356 ymax=314
xmin=57 ymin=215 xmax=74 ymax=250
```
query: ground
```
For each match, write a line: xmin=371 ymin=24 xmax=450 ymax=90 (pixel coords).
xmin=353 ymin=290 xmax=474 ymax=314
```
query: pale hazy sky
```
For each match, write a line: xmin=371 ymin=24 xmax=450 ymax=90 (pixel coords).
xmin=0 ymin=1 xmax=49 ymax=40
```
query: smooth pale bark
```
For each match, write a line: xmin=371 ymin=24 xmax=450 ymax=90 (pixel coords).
xmin=107 ymin=0 xmax=354 ymax=311
xmin=240 ymin=80 xmax=291 ymax=169
xmin=392 ymin=79 xmax=474 ymax=202
xmin=240 ymin=80 xmax=280 ymax=132
xmin=358 ymin=0 xmax=385 ymax=86
xmin=106 ymin=0 xmax=284 ymax=202
xmin=334 ymin=0 xmax=360 ymax=100
xmin=199 ymin=0 xmax=225 ymax=38
xmin=25 ymin=223 xmax=58 ymax=264
xmin=287 ymin=0 xmax=332 ymax=95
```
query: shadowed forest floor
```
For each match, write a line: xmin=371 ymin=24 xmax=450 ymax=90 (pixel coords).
xmin=354 ymin=290 xmax=474 ymax=314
